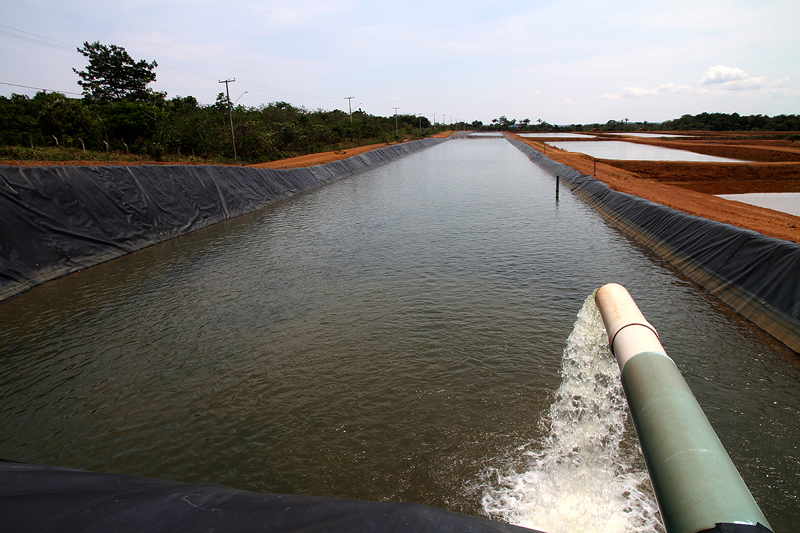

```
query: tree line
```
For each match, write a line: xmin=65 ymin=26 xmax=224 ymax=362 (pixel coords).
xmin=0 ymin=41 xmax=432 ymax=163
xmin=480 ymin=114 xmax=800 ymax=133
xmin=1 ymin=42 xmax=798 ymax=163
xmin=658 ymin=112 xmax=800 ymax=132
xmin=0 ymin=91 xmax=433 ymax=163
xmin=3 ymin=94 xmax=797 ymax=163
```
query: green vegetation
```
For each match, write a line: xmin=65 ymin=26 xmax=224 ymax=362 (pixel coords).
xmin=482 ymin=113 xmax=800 ymax=133
xmin=659 ymin=112 xmax=800 ymax=132
xmin=0 ymin=91 xmax=434 ymax=164
xmin=0 ymin=42 xmax=433 ymax=164
xmin=2 ymin=41 xmax=798 ymax=164
xmin=74 ymin=41 xmax=160 ymax=102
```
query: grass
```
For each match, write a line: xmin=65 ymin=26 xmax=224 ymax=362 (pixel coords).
xmin=0 ymin=145 xmax=234 ymax=165
xmin=0 ymin=135 xmax=413 ymax=165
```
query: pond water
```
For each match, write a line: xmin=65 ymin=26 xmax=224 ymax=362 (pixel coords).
xmin=469 ymin=132 xmax=504 ymax=137
xmin=0 ymin=139 xmax=797 ymax=532
xmin=547 ymin=140 xmax=747 ymax=162
xmin=605 ymin=133 xmax=689 ymax=138
xmin=519 ymin=133 xmax=595 ymax=139
xmin=718 ymin=192 xmax=800 ymax=217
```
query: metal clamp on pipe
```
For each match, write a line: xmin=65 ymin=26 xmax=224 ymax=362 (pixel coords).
xmin=595 ymin=283 xmax=772 ymax=533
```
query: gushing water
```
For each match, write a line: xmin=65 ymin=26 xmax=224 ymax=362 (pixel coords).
xmin=481 ymin=294 xmax=662 ymax=533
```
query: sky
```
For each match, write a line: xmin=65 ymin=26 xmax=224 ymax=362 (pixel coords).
xmin=1 ymin=0 xmax=798 ymax=125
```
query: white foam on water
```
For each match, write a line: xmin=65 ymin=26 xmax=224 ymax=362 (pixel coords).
xmin=481 ymin=294 xmax=663 ymax=533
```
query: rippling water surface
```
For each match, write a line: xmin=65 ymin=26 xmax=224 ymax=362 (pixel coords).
xmin=1 ymin=139 xmax=797 ymax=532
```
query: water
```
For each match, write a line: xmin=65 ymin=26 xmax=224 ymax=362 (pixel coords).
xmin=481 ymin=296 xmax=660 ymax=532
xmin=0 ymin=139 xmax=797 ymax=532
xmin=604 ymin=133 xmax=688 ymax=139
xmin=547 ymin=140 xmax=747 ymax=162
xmin=519 ymin=133 xmax=595 ymax=139
xmin=718 ymin=192 xmax=800 ymax=218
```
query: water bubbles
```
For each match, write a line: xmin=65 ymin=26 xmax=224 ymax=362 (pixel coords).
xmin=481 ymin=294 xmax=662 ymax=533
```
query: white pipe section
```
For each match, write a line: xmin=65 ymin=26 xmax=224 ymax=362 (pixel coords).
xmin=595 ymin=283 xmax=666 ymax=369
xmin=594 ymin=282 xmax=773 ymax=533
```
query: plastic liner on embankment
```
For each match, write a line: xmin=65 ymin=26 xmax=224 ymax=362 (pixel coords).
xmin=0 ymin=460 xmax=540 ymax=533
xmin=0 ymin=138 xmax=446 ymax=302
xmin=508 ymin=137 xmax=800 ymax=353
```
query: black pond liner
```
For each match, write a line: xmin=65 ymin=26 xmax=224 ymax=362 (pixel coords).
xmin=1 ymin=136 xmax=792 ymax=530
xmin=0 ymin=138 xmax=446 ymax=302
xmin=0 ymin=460 xmax=539 ymax=533
xmin=507 ymin=137 xmax=800 ymax=353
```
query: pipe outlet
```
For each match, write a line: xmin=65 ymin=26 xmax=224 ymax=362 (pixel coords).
xmin=593 ymin=283 xmax=772 ymax=533
xmin=595 ymin=283 xmax=666 ymax=370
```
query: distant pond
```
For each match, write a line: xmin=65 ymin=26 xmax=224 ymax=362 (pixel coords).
xmin=547 ymin=140 xmax=747 ymax=162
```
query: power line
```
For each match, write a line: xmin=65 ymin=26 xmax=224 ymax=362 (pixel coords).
xmin=0 ymin=24 xmax=360 ymax=105
xmin=219 ymin=79 xmax=237 ymax=159
xmin=0 ymin=29 xmax=74 ymax=52
xmin=0 ymin=25 xmax=77 ymax=52
xmin=0 ymin=24 xmax=76 ymax=47
xmin=158 ymin=65 xmax=221 ymax=81
xmin=236 ymin=80 xmax=343 ymax=101
xmin=0 ymin=81 xmax=81 ymax=96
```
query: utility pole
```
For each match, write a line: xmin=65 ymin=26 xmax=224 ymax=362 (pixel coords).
xmin=433 ymin=114 xmax=436 ymax=133
xmin=393 ymin=107 xmax=399 ymax=136
xmin=219 ymin=79 xmax=237 ymax=159
xmin=345 ymin=96 xmax=354 ymax=123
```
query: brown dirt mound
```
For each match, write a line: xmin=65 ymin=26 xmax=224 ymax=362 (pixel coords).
xmin=247 ymin=143 xmax=393 ymax=169
xmin=599 ymin=160 xmax=800 ymax=182
xmin=507 ymin=133 xmax=800 ymax=244
xmin=623 ymin=138 xmax=800 ymax=162
xmin=248 ymin=134 xmax=453 ymax=169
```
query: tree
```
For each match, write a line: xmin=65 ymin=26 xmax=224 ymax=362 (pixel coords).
xmin=73 ymin=41 xmax=159 ymax=102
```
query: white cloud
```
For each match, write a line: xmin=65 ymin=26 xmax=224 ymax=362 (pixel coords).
xmin=609 ymin=66 xmax=771 ymax=102
xmin=722 ymin=77 xmax=767 ymax=90
xmin=624 ymin=86 xmax=660 ymax=97
xmin=619 ymin=83 xmax=709 ymax=98
xmin=700 ymin=65 xmax=748 ymax=84
xmin=766 ymin=79 xmax=798 ymax=98
xmin=655 ymin=83 xmax=706 ymax=94
xmin=599 ymin=93 xmax=621 ymax=100
xmin=700 ymin=65 xmax=766 ymax=90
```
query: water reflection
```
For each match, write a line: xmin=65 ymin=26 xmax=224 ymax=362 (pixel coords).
xmin=605 ymin=133 xmax=690 ymax=138
xmin=0 ymin=139 xmax=796 ymax=531
xmin=519 ymin=133 xmax=595 ymax=139
xmin=548 ymin=140 xmax=747 ymax=162
xmin=468 ymin=132 xmax=504 ymax=137
xmin=718 ymin=192 xmax=800 ymax=217
xmin=555 ymin=175 xmax=560 ymax=206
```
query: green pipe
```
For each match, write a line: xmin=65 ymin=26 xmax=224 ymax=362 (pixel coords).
xmin=595 ymin=283 xmax=772 ymax=533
